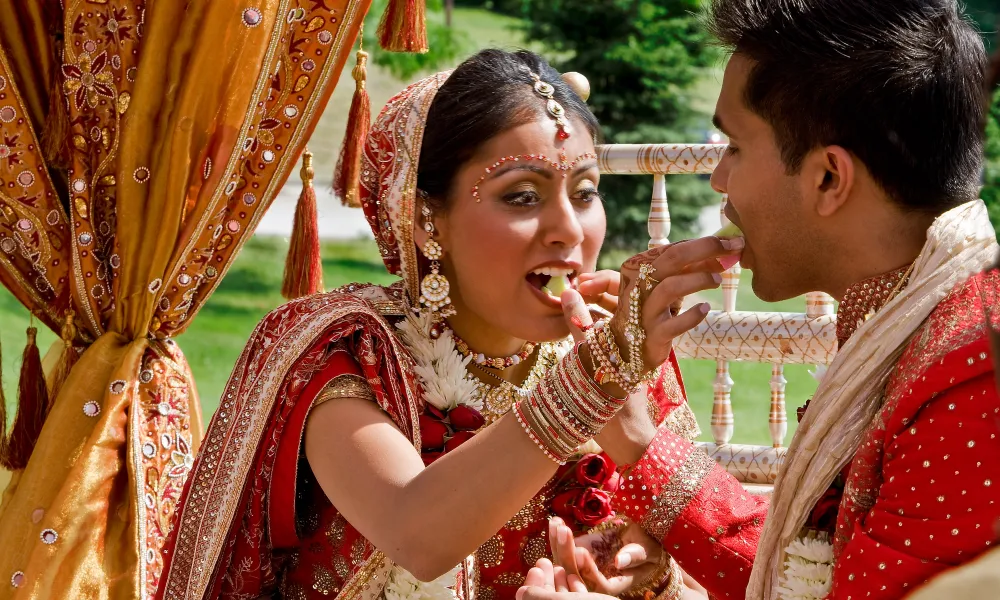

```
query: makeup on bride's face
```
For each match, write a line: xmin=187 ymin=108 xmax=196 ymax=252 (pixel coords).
xmin=431 ymin=119 xmax=606 ymax=346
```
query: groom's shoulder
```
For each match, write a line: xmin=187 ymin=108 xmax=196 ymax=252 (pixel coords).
xmin=907 ymin=268 xmax=997 ymax=369
xmin=885 ymin=268 xmax=998 ymax=409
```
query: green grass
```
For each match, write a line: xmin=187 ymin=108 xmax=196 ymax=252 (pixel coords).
xmin=1 ymin=235 xmax=818 ymax=447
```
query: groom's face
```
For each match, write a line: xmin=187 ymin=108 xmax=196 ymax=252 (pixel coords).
xmin=710 ymin=54 xmax=826 ymax=301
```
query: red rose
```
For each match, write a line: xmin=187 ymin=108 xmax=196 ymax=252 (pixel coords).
xmin=575 ymin=453 xmax=616 ymax=487
xmin=573 ymin=488 xmax=613 ymax=527
xmin=426 ymin=404 xmax=447 ymax=420
xmin=808 ymin=487 xmax=843 ymax=534
xmin=445 ymin=430 xmax=476 ymax=452
xmin=551 ymin=489 xmax=580 ymax=523
xmin=449 ymin=405 xmax=485 ymax=431
xmin=604 ymin=471 xmax=622 ymax=494
xmin=422 ymin=451 xmax=444 ymax=466
xmin=419 ymin=414 xmax=449 ymax=450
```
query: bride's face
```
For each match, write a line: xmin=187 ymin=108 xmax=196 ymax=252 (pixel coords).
xmin=427 ymin=117 xmax=605 ymax=343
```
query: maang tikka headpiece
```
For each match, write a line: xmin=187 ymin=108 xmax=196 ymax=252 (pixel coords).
xmin=527 ymin=70 xmax=572 ymax=141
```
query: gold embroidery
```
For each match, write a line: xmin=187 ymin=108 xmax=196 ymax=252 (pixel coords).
xmin=639 ymin=449 xmax=716 ymax=541
xmin=520 ymin=536 xmax=549 ymax=567
xmin=312 ymin=564 xmax=338 ymax=595
xmin=477 ymin=535 xmax=505 ymax=568
xmin=494 ymin=572 xmax=526 ymax=586
xmin=316 ymin=374 xmax=375 ymax=405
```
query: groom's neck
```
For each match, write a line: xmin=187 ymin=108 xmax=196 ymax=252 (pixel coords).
xmin=818 ymin=197 xmax=936 ymax=300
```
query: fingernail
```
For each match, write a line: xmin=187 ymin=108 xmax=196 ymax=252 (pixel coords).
xmin=700 ymin=303 xmax=710 ymax=314
xmin=729 ymin=237 xmax=745 ymax=250
xmin=712 ymin=273 xmax=722 ymax=284
xmin=720 ymin=238 xmax=732 ymax=250
xmin=617 ymin=555 xmax=631 ymax=569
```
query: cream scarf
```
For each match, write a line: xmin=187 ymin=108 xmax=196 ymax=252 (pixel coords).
xmin=748 ymin=199 xmax=1000 ymax=599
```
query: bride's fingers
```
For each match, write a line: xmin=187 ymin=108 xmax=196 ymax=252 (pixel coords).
xmin=537 ymin=558 xmax=556 ymax=592
xmin=561 ymin=290 xmax=594 ymax=343
xmin=553 ymin=566 xmax=569 ymax=593
xmin=556 ymin=525 xmax=583 ymax=580
xmin=523 ymin=566 xmax=547 ymax=588
xmin=567 ymin=574 xmax=589 ymax=594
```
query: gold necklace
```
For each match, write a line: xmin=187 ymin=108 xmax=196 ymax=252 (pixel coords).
xmin=471 ymin=341 xmax=564 ymax=425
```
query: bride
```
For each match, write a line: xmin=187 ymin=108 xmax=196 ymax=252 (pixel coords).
xmin=157 ymin=49 xmax=739 ymax=600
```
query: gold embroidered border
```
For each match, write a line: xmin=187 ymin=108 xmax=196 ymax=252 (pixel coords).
xmin=639 ymin=448 xmax=716 ymax=541
xmin=161 ymin=291 xmax=420 ymax=599
xmin=339 ymin=551 xmax=393 ymax=600
xmin=316 ymin=375 xmax=376 ymax=406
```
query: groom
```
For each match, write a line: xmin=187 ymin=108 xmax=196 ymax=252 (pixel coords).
xmin=546 ymin=0 xmax=1000 ymax=599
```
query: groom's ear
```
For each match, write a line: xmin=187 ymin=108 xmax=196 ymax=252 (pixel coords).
xmin=808 ymin=145 xmax=855 ymax=218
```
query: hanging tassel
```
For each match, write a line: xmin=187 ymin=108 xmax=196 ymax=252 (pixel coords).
xmin=281 ymin=149 xmax=324 ymax=300
xmin=1 ymin=325 xmax=49 ymax=471
xmin=377 ymin=0 xmax=428 ymax=53
xmin=334 ymin=49 xmax=371 ymax=209
xmin=0 ymin=337 xmax=8 ymax=463
xmin=41 ymin=38 xmax=71 ymax=170
xmin=46 ymin=309 xmax=78 ymax=403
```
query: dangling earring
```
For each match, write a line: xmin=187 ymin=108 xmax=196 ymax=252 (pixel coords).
xmin=418 ymin=200 xmax=455 ymax=322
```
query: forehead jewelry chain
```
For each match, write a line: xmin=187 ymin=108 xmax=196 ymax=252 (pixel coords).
xmin=527 ymin=70 xmax=572 ymax=141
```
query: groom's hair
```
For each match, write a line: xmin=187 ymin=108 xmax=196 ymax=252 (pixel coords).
xmin=707 ymin=0 xmax=987 ymax=215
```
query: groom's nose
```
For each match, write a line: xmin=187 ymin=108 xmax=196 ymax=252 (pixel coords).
xmin=711 ymin=152 xmax=730 ymax=195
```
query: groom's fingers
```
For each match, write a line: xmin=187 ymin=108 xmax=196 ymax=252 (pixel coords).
xmin=615 ymin=543 xmax=650 ymax=569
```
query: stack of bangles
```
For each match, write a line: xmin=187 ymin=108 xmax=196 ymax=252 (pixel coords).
xmin=512 ymin=341 xmax=629 ymax=463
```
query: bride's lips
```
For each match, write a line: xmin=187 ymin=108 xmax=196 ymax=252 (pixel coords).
xmin=524 ymin=260 xmax=581 ymax=309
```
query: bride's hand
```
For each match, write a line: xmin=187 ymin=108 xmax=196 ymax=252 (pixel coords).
xmin=565 ymin=239 xmax=737 ymax=387
xmin=548 ymin=517 xmax=665 ymax=596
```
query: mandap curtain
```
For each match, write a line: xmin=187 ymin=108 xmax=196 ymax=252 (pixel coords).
xmin=0 ymin=0 xmax=370 ymax=597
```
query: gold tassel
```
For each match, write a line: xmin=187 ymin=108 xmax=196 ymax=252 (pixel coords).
xmin=377 ymin=0 xmax=428 ymax=53
xmin=334 ymin=48 xmax=371 ymax=208
xmin=0 ymin=335 xmax=8 ymax=463
xmin=46 ymin=309 xmax=78 ymax=402
xmin=281 ymin=149 xmax=324 ymax=300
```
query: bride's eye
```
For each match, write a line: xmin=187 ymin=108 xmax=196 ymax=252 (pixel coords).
xmin=502 ymin=189 xmax=542 ymax=206
xmin=573 ymin=187 xmax=604 ymax=204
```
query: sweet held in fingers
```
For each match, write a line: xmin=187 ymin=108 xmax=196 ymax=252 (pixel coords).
xmin=713 ymin=222 xmax=744 ymax=270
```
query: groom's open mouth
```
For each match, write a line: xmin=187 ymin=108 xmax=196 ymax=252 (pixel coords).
xmin=525 ymin=262 xmax=580 ymax=305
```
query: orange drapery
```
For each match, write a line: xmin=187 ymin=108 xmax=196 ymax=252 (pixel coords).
xmin=0 ymin=0 xmax=370 ymax=597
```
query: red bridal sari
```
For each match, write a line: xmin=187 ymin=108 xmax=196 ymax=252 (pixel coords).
xmin=158 ymin=72 xmax=700 ymax=600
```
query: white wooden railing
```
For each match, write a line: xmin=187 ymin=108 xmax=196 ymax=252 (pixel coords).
xmin=597 ymin=144 xmax=838 ymax=492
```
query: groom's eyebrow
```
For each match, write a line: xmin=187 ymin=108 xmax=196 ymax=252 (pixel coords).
xmin=712 ymin=114 xmax=734 ymax=137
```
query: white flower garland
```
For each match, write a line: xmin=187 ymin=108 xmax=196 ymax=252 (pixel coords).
xmin=396 ymin=311 xmax=482 ymax=411
xmin=388 ymin=311 xmax=572 ymax=600
xmin=776 ymin=533 xmax=835 ymax=600
xmin=383 ymin=563 xmax=463 ymax=600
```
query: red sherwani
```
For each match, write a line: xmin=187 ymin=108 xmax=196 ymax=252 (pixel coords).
xmin=613 ymin=268 xmax=1000 ymax=599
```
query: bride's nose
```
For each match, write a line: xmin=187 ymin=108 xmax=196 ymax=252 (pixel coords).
xmin=540 ymin=192 xmax=585 ymax=249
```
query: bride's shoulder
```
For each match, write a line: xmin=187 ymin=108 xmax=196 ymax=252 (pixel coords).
xmin=328 ymin=280 xmax=408 ymax=317
xmin=252 ymin=281 xmax=408 ymax=338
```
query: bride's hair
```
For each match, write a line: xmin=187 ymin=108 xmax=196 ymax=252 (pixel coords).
xmin=417 ymin=49 xmax=601 ymax=208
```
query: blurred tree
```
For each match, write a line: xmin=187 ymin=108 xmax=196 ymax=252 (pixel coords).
xmin=363 ymin=0 xmax=470 ymax=81
xmin=517 ymin=0 xmax=721 ymax=248
xmin=966 ymin=0 xmax=999 ymax=234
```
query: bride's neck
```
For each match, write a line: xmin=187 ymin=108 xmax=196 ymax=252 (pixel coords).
xmin=445 ymin=311 xmax=527 ymax=360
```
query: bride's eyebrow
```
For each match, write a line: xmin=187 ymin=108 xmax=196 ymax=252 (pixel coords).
xmin=489 ymin=164 xmax=552 ymax=180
